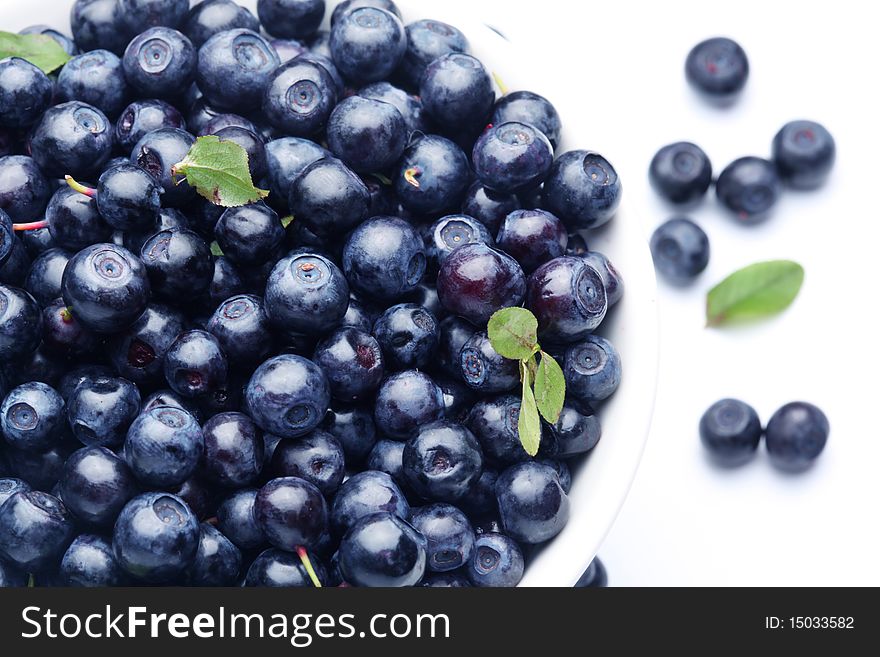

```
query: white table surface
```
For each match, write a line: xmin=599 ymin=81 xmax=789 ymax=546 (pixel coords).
xmin=6 ymin=0 xmax=878 ymax=586
xmin=460 ymin=0 xmax=878 ymax=585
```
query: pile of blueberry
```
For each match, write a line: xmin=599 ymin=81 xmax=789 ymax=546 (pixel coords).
xmin=0 ymin=0 xmax=623 ymax=587
xmin=648 ymin=37 xmax=836 ymax=283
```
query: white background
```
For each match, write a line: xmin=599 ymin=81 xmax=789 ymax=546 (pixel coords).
xmin=6 ymin=0 xmax=880 ymax=586
xmin=454 ymin=0 xmax=880 ymax=585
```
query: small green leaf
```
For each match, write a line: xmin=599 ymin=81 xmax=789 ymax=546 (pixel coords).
xmin=171 ymin=135 xmax=269 ymax=208
xmin=0 ymin=31 xmax=71 ymax=73
xmin=487 ymin=307 xmax=539 ymax=360
xmin=281 ymin=215 xmax=295 ymax=229
xmin=534 ymin=351 xmax=565 ymax=423
xmin=706 ymin=260 xmax=804 ymax=327
xmin=518 ymin=362 xmax=541 ymax=457
xmin=27 ymin=573 xmax=35 ymax=588
xmin=210 ymin=241 xmax=224 ymax=257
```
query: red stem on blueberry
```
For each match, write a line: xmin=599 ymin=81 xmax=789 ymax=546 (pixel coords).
xmin=12 ymin=219 xmax=48 ymax=232
xmin=64 ymin=175 xmax=96 ymax=198
xmin=403 ymin=167 xmax=422 ymax=188
xmin=296 ymin=546 xmax=322 ymax=588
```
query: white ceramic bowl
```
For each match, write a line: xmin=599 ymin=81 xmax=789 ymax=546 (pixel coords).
xmin=2 ymin=0 xmax=659 ymax=586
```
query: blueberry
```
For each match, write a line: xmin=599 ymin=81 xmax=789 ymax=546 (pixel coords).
xmin=460 ymin=181 xmax=521 ymax=242
xmin=716 ymin=157 xmax=781 ymax=222
xmin=574 ymin=557 xmax=608 ymax=587
xmin=62 ymin=243 xmax=150 ymax=333
xmin=57 ymin=49 xmax=129 ymax=119
xmin=411 ymin=503 xmax=473 ymax=573
xmin=437 ymin=243 xmax=526 ymax=326
xmin=266 ymin=251 xmax=350 ymax=336
xmin=206 ymin=294 xmax=274 ymax=367
xmin=313 ymin=327 xmax=384 ymax=402
xmin=57 ymin=364 xmax=114 ymax=402
xmin=258 ymin=0 xmax=325 ymax=40
xmin=496 ymin=208 xmax=568 ymax=274
xmin=321 ymin=403 xmax=377 ymax=465
xmin=262 ymin=59 xmax=338 ymax=137
xmin=542 ymin=399 xmax=601 ymax=459
xmin=493 ymin=90 xmax=562 ymax=150
xmin=649 ymin=141 xmax=713 ymax=205
xmin=685 ymin=37 xmax=749 ymax=103
xmin=244 ymin=547 xmax=325 ymax=587
xmin=338 ymin=511 xmax=426 ymax=587
xmin=108 ymin=303 xmax=185 ymax=386
xmin=40 ymin=298 xmax=94 ymax=358
xmin=216 ymin=488 xmax=266 ymax=550
xmin=403 ymin=420 xmax=483 ymax=503
xmin=420 ymin=53 xmax=494 ymax=135
xmin=117 ymin=0 xmax=189 ymax=35
xmin=46 ymin=187 xmax=111 ymax=252
xmin=699 ymin=398 xmax=762 ymax=466
xmin=473 ymin=122 xmax=553 ymax=194
xmin=327 ymin=96 xmax=407 ymax=174
xmin=59 ymin=534 xmax=129 ymax=586
xmin=425 ymin=214 xmax=494 ymax=273
xmin=372 ymin=303 xmax=438 ymax=371
xmin=193 ymin=412 xmax=262 ymax=489
xmin=650 ymin=217 xmax=710 ymax=283
xmin=204 ymin=256 xmax=246 ymax=310
xmin=399 ymin=19 xmax=469 ymax=89
xmin=581 ymin=251 xmax=624 ymax=306
xmin=466 ymin=532 xmax=523 ymax=587
xmin=255 ymin=476 xmax=328 ymax=550
xmin=331 ymin=0 xmax=400 ymax=26
xmin=59 ymin=445 xmax=136 ymax=527
xmin=459 ymin=331 xmax=519 ymax=394
xmin=772 ymin=120 xmax=836 ymax=189
xmin=340 ymin=295 xmax=377 ymax=332
xmin=0 ymin=156 xmax=51 ymax=224
xmin=130 ymin=127 xmax=196 ymax=206
xmin=95 ymin=163 xmax=163 ymax=231
xmin=188 ymin=522 xmax=242 ymax=586
xmin=526 ymin=256 xmax=607 ymax=344
xmin=268 ymin=429 xmax=345 ymax=496
xmin=394 ymin=134 xmax=470 ymax=216
xmin=542 ymin=150 xmax=621 ymax=230
xmin=196 ymin=29 xmax=280 ymax=112
xmin=215 ymin=203 xmax=284 ymax=267
xmin=0 ymin=477 xmax=30 ymax=508
xmin=538 ymin=458 xmax=571 ymax=493
xmin=0 ymin=233 xmax=30 ymax=285
xmin=123 ymin=27 xmax=196 ymax=99
xmin=112 ymin=492 xmax=199 ymax=583
xmin=293 ymin=51 xmax=345 ymax=96
xmin=264 ymin=137 xmax=329 ymax=207
xmin=359 ymin=81 xmax=430 ymax=135
xmin=497 ymin=461 xmax=569 ymax=544
xmin=215 ymin=126 xmax=268 ymax=181
xmin=466 ymin=394 xmax=532 ymax=466
xmin=330 ymin=470 xmax=410 ymax=537
xmin=244 ymin=354 xmax=330 ymax=439
xmin=374 ymin=370 xmax=445 ymax=440
xmin=1 ymin=382 xmax=65 ymax=452
xmin=343 ymin=216 xmax=426 ymax=301
xmin=562 ymin=335 xmax=621 ymax=402
xmin=0 ymin=58 xmax=53 ymax=129
xmin=765 ymin=402 xmax=829 ymax=471
xmin=366 ymin=439 xmax=406 ymax=485
xmin=0 ymin=284 xmax=43 ymax=363
xmin=115 ymin=98 xmax=186 ymax=153
xmin=330 ymin=7 xmax=406 ymax=84
xmin=289 ymin=158 xmax=370 ymax=238
xmin=70 ymin=0 xmax=129 ymax=55
xmin=30 ymin=102 xmax=113 ymax=178
xmin=18 ymin=225 xmax=55 ymax=260
xmin=0 ymin=490 xmax=75 ymax=572
xmin=198 ymin=111 xmax=260 ymax=137
xmin=184 ymin=0 xmax=260 ymax=48
xmin=163 ymin=329 xmax=228 ymax=399
xmin=66 ymin=375 xmax=140 ymax=448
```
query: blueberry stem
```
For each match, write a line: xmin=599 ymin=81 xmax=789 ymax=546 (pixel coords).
xmin=64 ymin=175 xmax=96 ymax=198
xmin=296 ymin=546 xmax=322 ymax=588
xmin=60 ymin=307 xmax=74 ymax=323
xmin=12 ymin=219 xmax=49 ymax=232
xmin=492 ymin=71 xmax=509 ymax=95
xmin=403 ymin=167 xmax=421 ymax=188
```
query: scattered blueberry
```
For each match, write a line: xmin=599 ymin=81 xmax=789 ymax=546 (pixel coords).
xmin=699 ymin=398 xmax=763 ymax=466
xmin=772 ymin=120 xmax=836 ymax=189
xmin=649 ymin=141 xmax=713 ymax=205
xmin=765 ymin=402 xmax=829 ymax=471
xmin=715 ymin=157 xmax=781 ymax=222
xmin=685 ymin=37 xmax=749 ymax=104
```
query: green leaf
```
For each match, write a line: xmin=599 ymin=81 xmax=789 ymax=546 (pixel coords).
xmin=706 ymin=260 xmax=804 ymax=327
xmin=0 ymin=31 xmax=71 ymax=73
xmin=534 ymin=351 xmax=565 ymax=423
xmin=281 ymin=215 xmax=295 ymax=229
xmin=210 ymin=241 xmax=224 ymax=257
xmin=171 ymin=135 xmax=269 ymax=208
xmin=518 ymin=362 xmax=541 ymax=457
xmin=487 ymin=307 xmax=539 ymax=360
